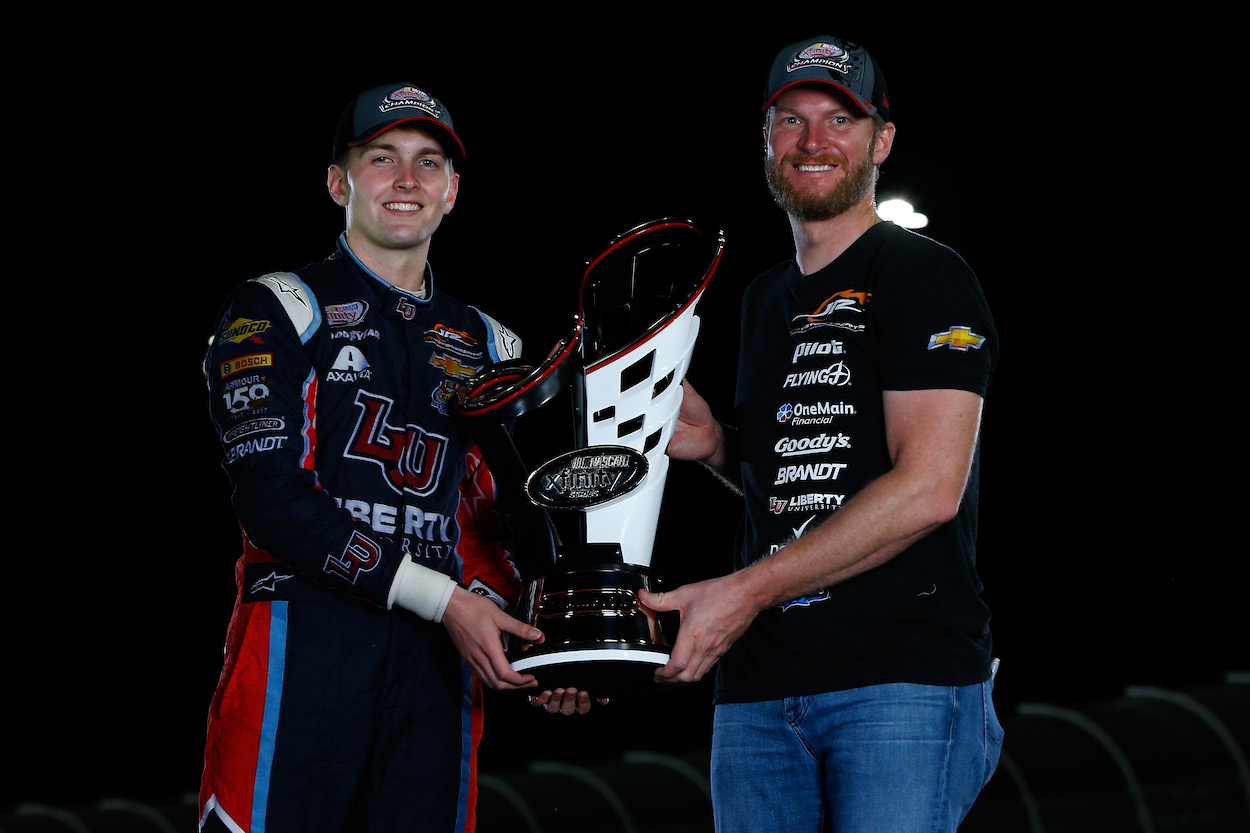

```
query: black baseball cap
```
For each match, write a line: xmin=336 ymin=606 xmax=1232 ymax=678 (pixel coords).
xmin=763 ymin=36 xmax=890 ymax=122
xmin=332 ymin=83 xmax=465 ymax=163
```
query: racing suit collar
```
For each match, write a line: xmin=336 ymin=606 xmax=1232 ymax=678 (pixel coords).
xmin=336 ymin=233 xmax=433 ymax=302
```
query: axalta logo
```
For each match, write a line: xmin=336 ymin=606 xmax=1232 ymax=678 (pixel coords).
xmin=774 ymin=433 xmax=851 ymax=457
xmin=790 ymin=290 xmax=870 ymax=334
xmin=328 ymin=346 xmax=372 ymax=382
xmin=783 ymin=361 xmax=852 ymax=388
xmin=928 ymin=325 xmax=987 ymax=352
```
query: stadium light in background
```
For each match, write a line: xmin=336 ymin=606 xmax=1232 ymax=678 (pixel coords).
xmin=878 ymin=198 xmax=928 ymax=229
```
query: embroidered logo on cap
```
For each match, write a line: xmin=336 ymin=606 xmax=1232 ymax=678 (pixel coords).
xmin=380 ymin=86 xmax=441 ymax=119
xmin=788 ymin=42 xmax=852 ymax=75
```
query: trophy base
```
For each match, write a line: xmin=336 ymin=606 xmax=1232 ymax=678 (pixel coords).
xmin=513 ymin=647 xmax=670 ymax=696
xmin=506 ymin=557 xmax=674 ymax=697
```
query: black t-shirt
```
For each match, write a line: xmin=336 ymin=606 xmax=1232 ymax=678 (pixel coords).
xmin=715 ymin=222 xmax=999 ymax=703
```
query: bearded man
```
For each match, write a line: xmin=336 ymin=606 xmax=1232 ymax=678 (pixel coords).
xmin=642 ymin=36 xmax=1005 ymax=832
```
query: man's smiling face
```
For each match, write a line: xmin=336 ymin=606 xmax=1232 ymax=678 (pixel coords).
xmin=328 ymin=124 xmax=460 ymax=260
xmin=764 ymin=85 xmax=892 ymax=222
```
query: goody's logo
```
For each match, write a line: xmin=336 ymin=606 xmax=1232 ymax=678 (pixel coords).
xmin=774 ymin=432 xmax=851 ymax=457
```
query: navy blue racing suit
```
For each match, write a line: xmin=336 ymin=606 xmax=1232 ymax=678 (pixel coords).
xmin=199 ymin=235 xmax=522 ymax=833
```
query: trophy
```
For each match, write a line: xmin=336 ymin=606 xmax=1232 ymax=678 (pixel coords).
xmin=455 ymin=218 xmax=724 ymax=696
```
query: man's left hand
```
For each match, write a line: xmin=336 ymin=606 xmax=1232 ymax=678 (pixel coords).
xmin=528 ymin=688 xmax=610 ymax=715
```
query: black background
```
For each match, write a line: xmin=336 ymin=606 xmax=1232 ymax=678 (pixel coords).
xmin=8 ymin=14 xmax=1240 ymax=805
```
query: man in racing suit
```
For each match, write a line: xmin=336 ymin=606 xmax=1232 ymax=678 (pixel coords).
xmin=199 ymin=82 xmax=560 ymax=833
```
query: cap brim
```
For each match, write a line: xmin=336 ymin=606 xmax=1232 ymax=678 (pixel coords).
xmin=763 ymin=78 xmax=879 ymax=117
xmin=350 ymin=116 xmax=466 ymax=163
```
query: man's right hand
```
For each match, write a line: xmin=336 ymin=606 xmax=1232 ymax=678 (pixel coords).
xmin=667 ymin=381 xmax=727 ymax=467
xmin=440 ymin=586 xmax=541 ymax=691
xmin=638 ymin=570 xmax=762 ymax=685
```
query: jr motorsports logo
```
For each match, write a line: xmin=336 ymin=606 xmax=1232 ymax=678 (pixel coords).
xmin=790 ymin=290 xmax=870 ymax=334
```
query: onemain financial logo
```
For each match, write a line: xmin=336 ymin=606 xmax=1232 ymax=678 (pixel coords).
xmin=777 ymin=401 xmax=856 ymax=426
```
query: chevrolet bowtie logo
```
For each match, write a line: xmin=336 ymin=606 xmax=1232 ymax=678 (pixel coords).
xmin=928 ymin=326 xmax=986 ymax=352
xmin=431 ymin=353 xmax=482 ymax=378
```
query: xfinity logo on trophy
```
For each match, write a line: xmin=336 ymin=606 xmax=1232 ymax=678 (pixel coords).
xmin=526 ymin=446 xmax=649 ymax=509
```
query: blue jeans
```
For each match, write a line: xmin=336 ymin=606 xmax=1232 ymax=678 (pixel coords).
xmin=711 ymin=681 xmax=1003 ymax=833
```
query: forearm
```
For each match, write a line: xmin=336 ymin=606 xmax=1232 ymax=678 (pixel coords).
xmin=735 ymin=464 xmax=953 ymax=610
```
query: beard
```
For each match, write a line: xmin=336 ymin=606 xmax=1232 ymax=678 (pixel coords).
xmin=765 ymin=150 xmax=878 ymax=222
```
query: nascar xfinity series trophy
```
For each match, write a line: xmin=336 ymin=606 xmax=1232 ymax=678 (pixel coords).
xmin=455 ymin=219 xmax=723 ymax=695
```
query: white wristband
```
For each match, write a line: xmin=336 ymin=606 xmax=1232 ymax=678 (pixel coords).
xmin=387 ymin=559 xmax=458 ymax=622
